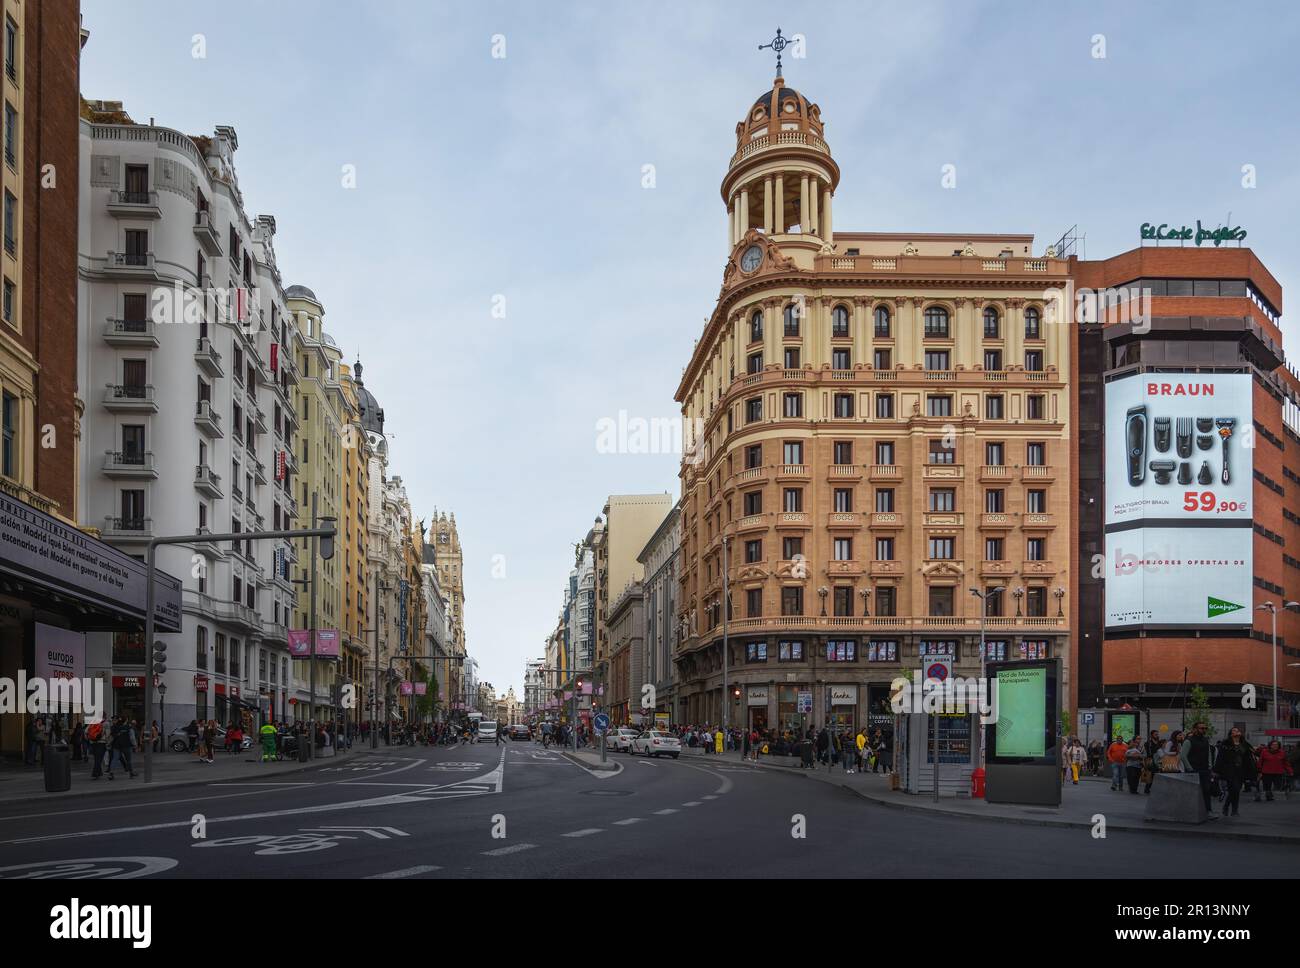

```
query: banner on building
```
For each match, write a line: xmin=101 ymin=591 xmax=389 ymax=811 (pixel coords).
xmin=287 ymin=629 xmax=340 ymax=657
xmin=1103 ymin=370 xmax=1253 ymax=628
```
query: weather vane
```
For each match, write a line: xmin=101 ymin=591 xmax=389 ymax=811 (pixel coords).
xmin=759 ymin=27 xmax=792 ymax=78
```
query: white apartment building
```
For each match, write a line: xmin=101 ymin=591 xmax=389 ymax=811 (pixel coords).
xmin=77 ymin=108 xmax=303 ymax=729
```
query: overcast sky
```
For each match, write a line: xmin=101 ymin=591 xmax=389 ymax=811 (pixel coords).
xmin=81 ymin=0 xmax=1299 ymax=695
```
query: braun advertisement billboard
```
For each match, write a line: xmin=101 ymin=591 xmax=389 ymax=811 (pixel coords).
xmin=1103 ymin=371 xmax=1253 ymax=629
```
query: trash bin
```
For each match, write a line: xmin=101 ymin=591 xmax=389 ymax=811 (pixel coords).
xmin=44 ymin=744 xmax=72 ymax=793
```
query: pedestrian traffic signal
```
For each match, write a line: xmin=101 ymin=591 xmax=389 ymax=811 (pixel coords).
xmin=152 ymin=639 xmax=167 ymax=676
xmin=576 ymin=678 xmax=583 ymax=691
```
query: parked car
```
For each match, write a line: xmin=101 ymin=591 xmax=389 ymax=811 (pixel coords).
xmin=631 ymin=730 xmax=681 ymax=759
xmin=609 ymin=727 xmax=640 ymax=752
xmin=168 ymin=724 xmax=251 ymax=754
xmin=509 ymin=724 xmax=532 ymax=740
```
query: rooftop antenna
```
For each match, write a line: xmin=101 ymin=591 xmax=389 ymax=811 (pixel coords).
xmin=759 ymin=28 xmax=792 ymax=78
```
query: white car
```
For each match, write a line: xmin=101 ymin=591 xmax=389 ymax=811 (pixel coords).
xmin=608 ymin=727 xmax=640 ymax=752
xmin=476 ymin=721 xmax=498 ymax=743
xmin=631 ymin=730 xmax=681 ymax=759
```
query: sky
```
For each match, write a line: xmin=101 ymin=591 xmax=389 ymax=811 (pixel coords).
xmin=80 ymin=0 xmax=1300 ymax=695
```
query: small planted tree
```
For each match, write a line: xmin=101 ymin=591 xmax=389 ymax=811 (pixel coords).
xmin=1184 ymin=686 xmax=1216 ymax=738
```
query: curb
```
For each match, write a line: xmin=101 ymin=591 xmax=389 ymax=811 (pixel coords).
xmin=0 ymin=746 xmax=363 ymax=806
xmin=741 ymin=759 xmax=1298 ymax=844
xmin=560 ymin=751 xmax=623 ymax=778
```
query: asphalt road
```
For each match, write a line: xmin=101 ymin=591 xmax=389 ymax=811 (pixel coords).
xmin=0 ymin=740 xmax=1293 ymax=878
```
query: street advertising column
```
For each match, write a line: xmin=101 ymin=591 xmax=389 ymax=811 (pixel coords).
xmin=1103 ymin=371 xmax=1253 ymax=629
xmin=985 ymin=658 xmax=1061 ymax=806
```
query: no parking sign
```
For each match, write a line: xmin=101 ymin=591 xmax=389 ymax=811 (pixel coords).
xmin=924 ymin=660 xmax=952 ymax=684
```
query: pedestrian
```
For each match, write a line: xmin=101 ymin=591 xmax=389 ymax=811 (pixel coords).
xmin=1180 ymin=721 xmax=1218 ymax=819
xmin=70 ymin=719 xmax=85 ymax=762
xmin=1257 ymin=739 xmax=1290 ymax=801
xmin=1159 ymin=731 xmax=1184 ymax=773
xmin=1213 ymin=726 xmax=1256 ymax=818
xmin=1105 ymin=736 xmax=1127 ymax=790
xmin=1068 ymin=738 xmax=1087 ymax=784
xmin=87 ymin=717 xmax=108 ymax=779
xmin=185 ymin=719 xmax=199 ymax=753
xmin=840 ymin=730 xmax=854 ymax=774
xmin=1141 ymin=730 xmax=1162 ymax=794
xmin=714 ymin=727 xmax=724 ymax=755
xmin=150 ymin=720 xmax=161 ymax=753
xmin=1124 ymin=737 xmax=1144 ymax=793
xmin=109 ymin=716 xmax=137 ymax=778
xmin=1086 ymin=738 xmax=1103 ymax=777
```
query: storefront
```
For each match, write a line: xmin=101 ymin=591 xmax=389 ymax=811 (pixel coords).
xmin=746 ymin=685 xmax=769 ymax=731
xmin=777 ymin=684 xmax=808 ymax=733
xmin=0 ymin=492 xmax=181 ymax=757
xmin=828 ymin=684 xmax=858 ymax=734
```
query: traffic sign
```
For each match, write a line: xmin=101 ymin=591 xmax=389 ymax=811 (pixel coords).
xmin=797 ymin=691 xmax=813 ymax=713
xmin=1082 ymin=712 xmax=1095 ymax=725
xmin=924 ymin=660 xmax=951 ymax=683
xmin=593 ymin=712 xmax=610 ymax=735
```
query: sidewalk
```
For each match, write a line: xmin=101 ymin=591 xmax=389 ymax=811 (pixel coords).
xmin=683 ymin=748 xmax=1300 ymax=843
xmin=0 ymin=742 xmax=365 ymax=805
xmin=560 ymin=749 xmax=622 ymax=774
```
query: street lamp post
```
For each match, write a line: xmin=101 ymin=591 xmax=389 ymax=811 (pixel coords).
xmin=969 ymin=586 xmax=1003 ymax=774
xmin=1255 ymin=601 xmax=1300 ymax=727
xmin=141 ymin=521 xmax=337 ymax=782
xmin=721 ymin=534 xmax=729 ymax=743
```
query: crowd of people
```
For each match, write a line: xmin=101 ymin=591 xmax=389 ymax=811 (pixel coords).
xmin=1060 ymin=723 xmax=1297 ymax=818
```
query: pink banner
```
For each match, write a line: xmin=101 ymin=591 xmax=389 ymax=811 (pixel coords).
xmin=399 ymin=681 xmax=414 ymax=696
xmin=288 ymin=629 xmax=340 ymax=657
xmin=414 ymin=682 xmax=427 ymax=696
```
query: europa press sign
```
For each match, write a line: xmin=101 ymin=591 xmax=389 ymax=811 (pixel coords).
xmin=1140 ymin=220 xmax=1247 ymax=247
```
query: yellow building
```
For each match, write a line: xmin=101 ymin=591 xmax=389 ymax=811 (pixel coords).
xmin=286 ymin=284 xmax=344 ymax=721
xmin=339 ymin=361 xmax=372 ymax=723
xmin=429 ymin=511 xmax=466 ymax=710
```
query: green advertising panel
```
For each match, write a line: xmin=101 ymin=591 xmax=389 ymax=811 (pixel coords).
xmin=1110 ymin=712 xmax=1137 ymax=742
xmin=993 ymin=667 xmax=1047 ymax=758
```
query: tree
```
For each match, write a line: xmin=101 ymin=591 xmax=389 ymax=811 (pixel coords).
xmin=1184 ymin=686 xmax=1215 ymax=738
xmin=415 ymin=675 xmax=438 ymax=721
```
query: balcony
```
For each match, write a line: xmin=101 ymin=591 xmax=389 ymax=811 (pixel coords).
xmin=193 ymin=210 xmax=223 ymax=256
xmin=106 ymin=190 xmax=162 ymax=218
xmin=923 ymin=512 xmax=964 ymax=528
xmin=191 ymin=528 xmax=228 ymax=561
xmin=194 ymin=337 xmax=224 ymax=378
xmin=826 ymin=559 xmax=865 ymax=577
xmin=922 ymin=463 xmax=964 ymax=481
xmin=869 ymin=560 xmax=904 ymax=578
xmin=728 ymin=466 xmax=768 ymax=491
xmin=102 ymin=451 xmax=156 ymax=479
xmin=827 ymin=463 xmax=862 ymax=481
xmin=103 ymin=384 xmax=157 ymax=413
xmin=776 ymin=464 xmax=810 ymax=481
xmin=103 ymin=251 xmax=160 ymax=280
xmin=775 ymin=511 xmax=810 ymax=527
xmin=194 ymin=400 xmax=223 ymax=437
xmin=102 ymin=516 xmax=152 ymax=542
xmin=826 ymin=512 xmax=861 ymax=528
xmin=980 ymin=512 xmax=1012 ymax=529
xmin=194 ymin=463 xmax=224 ymax=499
xmin=1023 ymin=512 xmax=1056 ymax=528
xmin=869 ymin=464 xmax=901 ymax=482
xmin=980 ymin=465 xmax=1012 ymax=482
xmin=868 ymin=511 xmax=903 ymax=529
xmin=980 ymin=560 xmax=1016 ymax=578
xmin=1022 ymin=465 xmax=1056 ymax=482
xmin=1020 ymin=559 xmax=1058 ymax=577
xmin=251 ymin=454 xmax=268 ymax=485
xmin=103 ymin=317 xmax=158 ymax=347
xmin=735 ymin=513 xmax=767 ymax=534
xmin=254 ymin=406 xmax=269 ymax=436
xmin=215 ymin=600 xmax=261 ymax=633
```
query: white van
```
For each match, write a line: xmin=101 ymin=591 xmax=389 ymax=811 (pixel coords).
xmin=477 ymin=721 xmax=498 ymax=743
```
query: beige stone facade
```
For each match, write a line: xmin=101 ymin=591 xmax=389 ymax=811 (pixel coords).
xmin=674 ymin=76 xmax=1072 ymax=735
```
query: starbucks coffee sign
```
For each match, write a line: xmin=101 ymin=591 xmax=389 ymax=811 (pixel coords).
xmin=1140 ymin=220 xmax=1247 ymax=247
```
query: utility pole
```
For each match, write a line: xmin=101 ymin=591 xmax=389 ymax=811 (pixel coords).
xmin=308 ymin=492 xmax=318 ymax=749
xmin=721 ymin=533 xmax=729 ymax=742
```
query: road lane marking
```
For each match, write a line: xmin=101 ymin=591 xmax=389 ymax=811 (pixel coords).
xmin=561 ymin=828 xmax=603 ymax=838
xmin=681 ymin=801 xmax=702 ymax=807
xmin=365 ymin=865 xmax=441 ymax=879
xmin=702 ymin=795 xmax=719 ymax=800
xmin=653 ymin=808 xmax=678 ymax=815
xmin=612 ymin=818 xmax=642 ymax=826
xmin=482 ymin=843 xmax=537 ymax=856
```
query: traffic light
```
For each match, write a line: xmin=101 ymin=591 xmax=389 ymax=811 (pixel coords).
xmin=576 ymin=678 xmax=583 ymax=692
xmin=151 ymin=639 xmax=167 ymax=676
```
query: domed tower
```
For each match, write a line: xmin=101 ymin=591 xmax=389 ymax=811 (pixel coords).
xmin=722 ymin=71 xmax=840 ymax=261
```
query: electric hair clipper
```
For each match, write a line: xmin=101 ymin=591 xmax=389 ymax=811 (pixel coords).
xmin=1153 ymin=417 xmax=1171 ymax=453
xmin=1126 ymin=406 xmax=1147 ymax=486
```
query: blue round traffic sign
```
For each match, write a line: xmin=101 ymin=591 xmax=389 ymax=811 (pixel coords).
xmin=594 ymin=713 xmax=610 ymax=733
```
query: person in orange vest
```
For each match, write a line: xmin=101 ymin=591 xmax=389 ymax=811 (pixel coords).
xmin=1107 ymin=736 xmax=1128 ymax=791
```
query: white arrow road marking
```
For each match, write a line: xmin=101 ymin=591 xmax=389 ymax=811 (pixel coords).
xmin=481 ymin=843 xmax=537 ymax=856
xmin=300 ymin=826 xmax=409 ymax=839
xmin=365 ymin=865 xmax=441 ymax=879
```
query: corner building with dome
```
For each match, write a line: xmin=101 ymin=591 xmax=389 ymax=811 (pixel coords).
xmin=673 ymin=73 xmax=1073 ymax=737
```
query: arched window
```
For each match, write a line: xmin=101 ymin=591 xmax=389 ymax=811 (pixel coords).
xmin=983 ymin=307 xmax=1000 ymax=339
xmin=923 ymin=306 xmax=950 ymax=338
xmin=1024 ymin=306 xmax=1042 ymax=340
xmin=749 ymin=309 xmax=763 ymax=343
xmin=783 ymin=303 xmax=801 ymax=338
xmin=831 ymin=304 xmax=850 ymax=338
xmin=873 ymin=305 xmax=891 ymax=338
